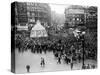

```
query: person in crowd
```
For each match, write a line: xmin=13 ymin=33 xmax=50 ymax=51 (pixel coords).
xmin=78 ymin=55 xmax=81 ymax=63
xmin=57 ymin=56 xmax=61 ymax=64
xmin=26 ymin=65 xmax=30 ymax=73
xmin=40 ymin=57 xmax=45 ymax=67
xmin=91 ymin=64 xmax=95 ymax=69
xmin=65 ymin=56 xmax=71 ymax=64
xmin=82 ymin=64 xmax=86 ymax=69
xmin=71 ymin=62 xmax=73 ymax=70
xmin=87 ymin=64 xmax=90 ymax=69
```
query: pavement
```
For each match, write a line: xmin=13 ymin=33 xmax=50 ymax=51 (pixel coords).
xmin=15 ymin=49 xmax=97 ymax=74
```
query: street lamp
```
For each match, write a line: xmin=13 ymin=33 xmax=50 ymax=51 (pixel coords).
xmin=80 ymin=31 xmax=86 ymax=69
xmin=73 ymin=29 xmax=86 ymax=69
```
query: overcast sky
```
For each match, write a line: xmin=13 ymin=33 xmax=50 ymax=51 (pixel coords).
xmin=49 ymin=4 xmax=69 ymax=14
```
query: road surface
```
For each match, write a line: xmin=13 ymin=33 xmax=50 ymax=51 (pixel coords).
xmin=15 ymin=49 xmax=97 ymax=73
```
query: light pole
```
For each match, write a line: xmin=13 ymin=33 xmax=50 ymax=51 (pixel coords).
xmin=81 ymin=31 xmax=86 ymax=69
xmin=81 ymin=7 xmax=87 ymax=69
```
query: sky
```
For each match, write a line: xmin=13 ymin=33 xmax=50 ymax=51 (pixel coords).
xmin=49 ymin=4 xmax=69 ymax=14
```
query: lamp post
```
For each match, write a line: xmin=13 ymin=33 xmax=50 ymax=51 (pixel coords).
xmin=74 ymin=28 xmax=86 ymax=69
xmin=81 ymin=31 xmax=86 ymax=69
xmin=81 ymin=7 xmax=87 ymax=69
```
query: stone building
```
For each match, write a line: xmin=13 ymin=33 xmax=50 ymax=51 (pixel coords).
xmin=64 ymin=5 xmax=97 ymax=32
xmin=11 ymin=2 xmax=51 ymax=31
xmin=64 ymin=5 xmax=85 ymax=28
xmin=86 ymin=6 xmax=97 ymax=32
xmin=26 ymin=2 xmax=51 ymax=28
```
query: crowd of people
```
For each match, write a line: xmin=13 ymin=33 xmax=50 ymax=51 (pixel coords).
xmin=15 ymin=31 xmax=97 ymax=72
xmin=16 ymin=32 xmax=97 ymax=58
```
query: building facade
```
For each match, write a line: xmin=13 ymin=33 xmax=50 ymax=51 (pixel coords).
xmin=64 ymin=5 xmax=97 ymax=32
xmin=27 ymin=2 xmax=51 ymax=28
xmin=64 ymin=5 xmax=85 ymax=28
xmin=86 ymin=6 xmax=97 ymax=31
xmin=11 ymin=2 xmax=28 ymax=31
xmin=12 ymin=2 xmax=51 ymax=31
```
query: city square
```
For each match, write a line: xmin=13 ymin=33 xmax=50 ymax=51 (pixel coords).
xmin=11 ymin=2 xmax=97 ymax=73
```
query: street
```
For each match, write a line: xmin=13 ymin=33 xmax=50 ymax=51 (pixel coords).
xmin=15 ymin=49 xmax=97 ymax=73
